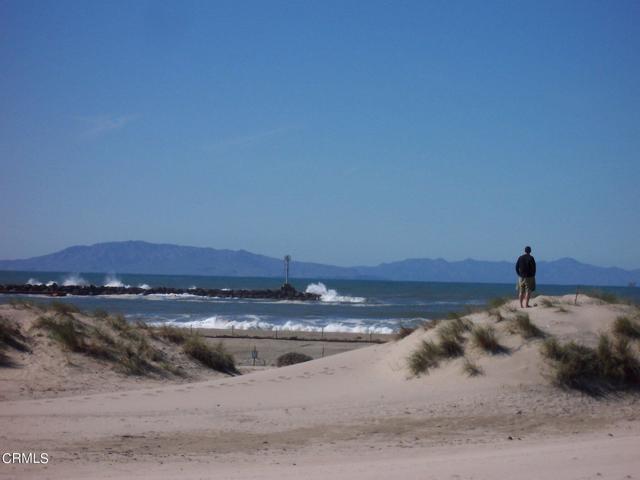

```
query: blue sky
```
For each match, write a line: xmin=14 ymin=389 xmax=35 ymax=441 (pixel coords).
xmin=1 ymin=0 xmax=639 ymax=268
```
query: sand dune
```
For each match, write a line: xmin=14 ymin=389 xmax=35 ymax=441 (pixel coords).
xmin=1 ymin=295 xmax=639 ymax=479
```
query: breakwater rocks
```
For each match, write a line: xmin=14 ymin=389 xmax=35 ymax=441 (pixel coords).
xmin=0 ymin=283 xmax=320 ymax=301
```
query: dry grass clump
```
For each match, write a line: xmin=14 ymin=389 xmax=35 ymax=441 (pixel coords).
xmin=509 ymin=313 xmax=545 ymax=339
xmin=408 ymin=317 xmax=475 ymax=375
xmin=36 ymin=315 xmax=85 ymax=352
xmin=408 ymin=340 xmax=441 ymax=376
xmin=183 ymin=336 xmax=238 ymax=375
xmin=93 ymin=309 xmax=109 ymax=319
xmin=489 ymin=309 xmax=505 ymax=322
xmin=1 ymin=315 xmax=31 ymax=366
xmin=35 ymin=312 xmax=167 ymax=376
xmin=8 ymin=298 xmax=46 ymax=311
xmin=462 ymin=357 xmax=484 ymax=377
xmin=488 ymin=297 xmax=510 ymax=310
xmin=0 ymin=315 xmax=30 ymax=353
xmin=156 ymin=325 xmax=189 ymax=344
xmin=276 ymin=352 xmax=313 ymax=367
xmin=541 ymin=335 xmax=640 ymax=394
xmin=50 ymin=301 xmax=81 ymax=316
xmin=422 ymin=319 xmax=441 ymax=331
xmin=539 ymin=298 xmax=555 ymax=308
xmin=395 ymin=324 xmax=417 ymax=340
xmin=471 ymin=325 xmax=505 ymax=354
xmin=583 ymin=290 xmax=622 ymax=304
xmin=106 ymin=313 xmax=128 ymax=331
xmin=613 ymin=316 xmax=640 ymax=340
xmin=436 ymin=318 xmax=470 ymax=358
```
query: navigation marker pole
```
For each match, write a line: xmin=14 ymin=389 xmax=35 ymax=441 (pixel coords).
xmin=284 ymin=255 xmax=291 ymax=286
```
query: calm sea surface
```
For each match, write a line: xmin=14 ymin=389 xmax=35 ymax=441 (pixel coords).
xmin=1 ymin=270 xmax=638 ymax=334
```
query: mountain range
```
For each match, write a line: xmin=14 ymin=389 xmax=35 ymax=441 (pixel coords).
xmin=0 ymin=241 xmax=638 ymax=287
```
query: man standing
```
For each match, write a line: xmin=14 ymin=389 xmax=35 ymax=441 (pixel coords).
xmin=516 ymin=246 xmax=536 ymax=308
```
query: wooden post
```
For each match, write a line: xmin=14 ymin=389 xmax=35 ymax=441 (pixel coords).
xmin=574 ymin=286 xmax=579 ymax=306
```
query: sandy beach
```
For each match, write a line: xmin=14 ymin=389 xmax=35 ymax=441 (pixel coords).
xmin=1 ymin=295 xmax=639 ymax=479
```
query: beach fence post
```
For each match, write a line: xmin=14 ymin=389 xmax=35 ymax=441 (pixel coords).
xmin=275 ymin=328 xmax=278 ymax=339
xmin=321 ymin=326 xmax=324 ymax=339
xmin=231 ymin=325 xmax=234 ymax=336
xmin=251 ymin=345 xmax=258 ymax=366
xmin=321 ymin=345 xmax=325 ymax=357
xmin=369 ymin=328 xmax=373 ymax=343
xmin=575 ymin=286 xmax=580 ymax=305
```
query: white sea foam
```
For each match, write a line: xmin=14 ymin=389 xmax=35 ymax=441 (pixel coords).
xmin=62 ymin=274 xmax=88 ymax=287
xmin=26 ymin=278 xmax=42 ymax=286
xmin=305 ymin=282 xmax=366 ymax=303
xmin=138 ymin=283 xmax=151 ymax=290
xmin=155 ymin=315 xmax=393 ymax=334
xmin=103 ymin=275 xmax=130 ymax=288
xmin=46 ymin=281 xmax=56 ymax=287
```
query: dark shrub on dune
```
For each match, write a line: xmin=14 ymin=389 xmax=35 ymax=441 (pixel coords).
xmin=277 ymin=352 xmax=313 ymax=367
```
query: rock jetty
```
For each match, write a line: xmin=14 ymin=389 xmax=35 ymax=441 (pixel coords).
xmin=0 ymin=283 xmax=320 ymax=301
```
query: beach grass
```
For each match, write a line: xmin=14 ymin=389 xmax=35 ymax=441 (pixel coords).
xmin=509 ymin=313 xmax=545 ymax=339
xmin=488 ymin=297 xmax=510 ymax=309
xmin=50 ymin=301 xmax=81 ymax=316
xmin=408 ymin=340 xmax=441 ymax=375
xmin=583 ymin=290 xmax=622 ymax=304
xmin=613 ymin=316 xmax=640 ymax=340
xmin=471 ymin=325 xmax=505 ymax=354
xmin=156 ymin=325 xmax=189 ymax=344
xmin=462 ymin=357 xmax=484 ymax=377
xmin=183 ymin=336 xmax=238 ymax=375
xmin=0 ymin=315 xmax=30 ymax=353
xmin=541 ymin=335 xmax=640 ymax=393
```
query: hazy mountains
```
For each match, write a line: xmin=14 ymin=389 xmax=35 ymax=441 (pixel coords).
xmin=0 ymin=241 xmax=638 ymax=287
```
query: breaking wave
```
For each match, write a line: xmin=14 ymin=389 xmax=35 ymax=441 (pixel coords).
xmin=26 ymin=278 xmax=42 ymax=286
xmin=305 ymin=283 xmax=366 ymax=303
xmin=153 ymin=315 xmax=393 ymax=334
xmin=138 ymin=283 xmax=151 ymax=290
xmin=62 ymin=274 xmax=88 ymax=287
xmin=103 ymin=275 xmax=130 ymax=288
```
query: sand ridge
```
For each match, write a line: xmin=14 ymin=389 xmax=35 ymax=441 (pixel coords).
xmin=1 ymin=295 xmax=639 ymax=479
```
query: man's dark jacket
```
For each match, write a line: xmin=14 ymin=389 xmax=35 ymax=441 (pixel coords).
xmin=516 ymin=254 xmax=536 ymax=278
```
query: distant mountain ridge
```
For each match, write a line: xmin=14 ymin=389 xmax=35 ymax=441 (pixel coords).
xmin=0 ymin=241 xmax=638 ymax=287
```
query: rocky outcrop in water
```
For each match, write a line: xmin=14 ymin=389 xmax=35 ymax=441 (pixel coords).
xmin=0 ymin=283 xmax=320 ymax=301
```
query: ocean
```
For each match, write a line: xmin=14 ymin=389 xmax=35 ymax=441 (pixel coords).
xmin=1 ymin=270 xmax=638 ymax=334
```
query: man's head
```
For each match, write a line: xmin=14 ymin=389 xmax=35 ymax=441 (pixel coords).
xmin=525 ymin=246 xmax=532 ymax=254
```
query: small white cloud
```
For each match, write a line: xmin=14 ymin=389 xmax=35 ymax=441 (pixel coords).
xmin=76 ymin=114 xmax=139 ymax=139
xmin=206 ymin=126 xmax=297 ymax=151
